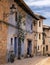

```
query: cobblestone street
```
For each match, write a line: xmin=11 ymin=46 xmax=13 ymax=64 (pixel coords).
xmin=1 ymin=56 xmax=50 ymax=65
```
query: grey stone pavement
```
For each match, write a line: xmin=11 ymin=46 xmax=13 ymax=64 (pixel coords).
xmin=1 ymin=56 xmax=50 ymax=65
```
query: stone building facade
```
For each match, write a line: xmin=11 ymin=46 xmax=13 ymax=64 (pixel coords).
xmin=0 ymin=0 xmax=46 ymax=64
xmin=0 ymin=0 xmax=36 ymax=63
xmin=43 ymin=25 xmax=50 ymax=55
xmin=33 ymin=15 xmax=46 ymax=56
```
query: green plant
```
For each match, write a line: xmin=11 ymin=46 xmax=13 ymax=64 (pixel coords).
xmin=17 ymin=14 xmax=25 ymax=59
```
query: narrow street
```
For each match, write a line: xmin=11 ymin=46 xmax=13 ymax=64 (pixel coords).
xmin=36 ymin=56 xmax=50 ymax=65
xmin=1 ymin=56 xmax=50 ymax=65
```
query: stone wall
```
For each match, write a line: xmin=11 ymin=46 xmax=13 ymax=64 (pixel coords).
xmin=0 ymin=23 xmax=8 ymax=64
xmin=0 ymin=0 xmax=9 ymax=63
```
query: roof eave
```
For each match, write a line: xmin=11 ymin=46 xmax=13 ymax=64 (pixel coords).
xmin=14 ymin=0 xmax=39 ymax=20
xmin=39 ymin=15 xmax=46 ymax=19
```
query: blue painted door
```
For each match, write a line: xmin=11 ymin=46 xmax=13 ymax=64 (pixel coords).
xmin=14 ymin=37 xmax=18 ymax=56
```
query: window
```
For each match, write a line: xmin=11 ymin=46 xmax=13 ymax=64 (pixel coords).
xmin=34 ymin=34 xmax=37 ymax=40
xmin=46 ymin=45 xmax=48 ymax=51
xmin=11 ymin=38 xmax=13 ymax=45
xmin=34 ymin=21 xmax=36 ymax=26
xmin=39 ymin=21 xmax=41 ymax=27
xmin=39 ymin=34 xmax=41 ymax=39
xmin=15 ymin=12 xmax=17 ymax=21
xmin=38 ymin=46 xmax=39 ymax=50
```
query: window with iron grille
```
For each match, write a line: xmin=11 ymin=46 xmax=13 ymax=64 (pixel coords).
xmin=11 ymin=38 xmax=13 ymax=45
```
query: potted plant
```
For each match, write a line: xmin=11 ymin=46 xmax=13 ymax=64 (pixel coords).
xmin=10 ymin=51 xmax=15 ymax=63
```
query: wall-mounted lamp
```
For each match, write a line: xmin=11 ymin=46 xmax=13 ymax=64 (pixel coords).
xmin=3 ymin=4 xmax=16 ymax=20
xmin=10 ymin=4 xmax=16 ymax=14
